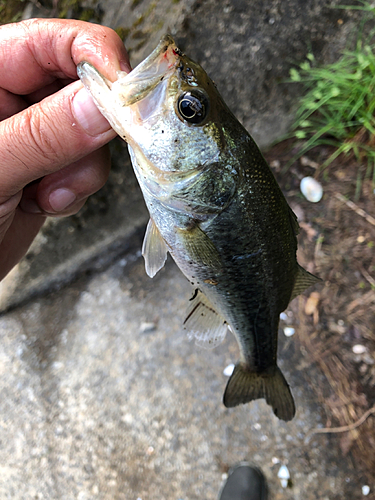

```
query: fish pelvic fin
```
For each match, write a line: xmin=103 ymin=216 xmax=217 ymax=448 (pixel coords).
xmin=223 ymin=363 xmax=296 ymax=422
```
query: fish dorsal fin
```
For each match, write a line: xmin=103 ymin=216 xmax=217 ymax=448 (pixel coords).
xmin=184 ymin=290 xmax=228 ymax=350
xmin=289 ymin=264 xmax=322 ymax=302
xmin=177 ymin=225 xmax=222 ymax=271
xmin=142 ymin=219 xmax=168 ymax=278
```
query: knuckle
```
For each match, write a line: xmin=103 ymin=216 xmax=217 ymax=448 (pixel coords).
xmin=0 ymin=192 xmax=22 ymax=221
xmin=24 ymin=104 xmax=69 ymax=171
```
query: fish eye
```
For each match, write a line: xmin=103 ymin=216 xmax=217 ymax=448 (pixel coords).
xmin=176 ymin=90 xmax=209 ymax=125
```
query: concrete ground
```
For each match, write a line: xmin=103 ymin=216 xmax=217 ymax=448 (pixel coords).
xmin=0 ymin=1 xmax=373 ymax=499
xmin=0 ymin=241 xmax=369 ymax=500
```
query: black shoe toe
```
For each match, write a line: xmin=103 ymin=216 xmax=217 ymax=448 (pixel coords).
xmin=218 ymin=463 xmax=267 ymax=500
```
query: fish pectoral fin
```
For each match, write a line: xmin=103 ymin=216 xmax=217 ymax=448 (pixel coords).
xmin=177 ymin=225 xmax=222 ymax=271
xmin=142 ymin=219 xmax=168 ymax=278
xmin=223 ymin=364 xmax=296 ymax=421
xmin=289 ymin=264 xmax=322 ymax=303
xmin=184 ymin=290 xmax=228 ymax=350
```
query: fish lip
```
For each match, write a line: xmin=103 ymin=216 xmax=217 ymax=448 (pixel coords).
xmin=120 ymin=34 xmax=180 ymax=89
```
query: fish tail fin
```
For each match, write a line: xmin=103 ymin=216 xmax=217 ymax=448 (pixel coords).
xmin=223 ymin=363 xmax=296 ymax=421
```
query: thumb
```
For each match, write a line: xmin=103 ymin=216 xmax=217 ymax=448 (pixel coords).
xmin=0 ymin=79 xmax=116 ymax=202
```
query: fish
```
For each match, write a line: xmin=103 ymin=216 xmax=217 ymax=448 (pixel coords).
xmin=77 ymin=35 xmax=320 ymax=421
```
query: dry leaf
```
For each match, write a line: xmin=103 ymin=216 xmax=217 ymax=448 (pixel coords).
xmin=305 ymin=291 xmax=320 ymax=315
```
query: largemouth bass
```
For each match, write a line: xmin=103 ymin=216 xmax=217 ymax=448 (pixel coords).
xmin=78 ymin=35 xmax=320 ymax=421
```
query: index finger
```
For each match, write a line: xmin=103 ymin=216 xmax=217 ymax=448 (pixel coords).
xmin=0 ymin=18 xmax=130 ymax=95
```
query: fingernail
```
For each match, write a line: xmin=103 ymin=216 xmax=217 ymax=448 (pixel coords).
xmin=120 ymin=60 xmax=132 ymax=73
xmin=72 ymin=87 xmax=111 ymax=136
xmin=49 ymin=189 xmax=76 ymax=212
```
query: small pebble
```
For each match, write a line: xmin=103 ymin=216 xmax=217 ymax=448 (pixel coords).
xmin=283 ymin=327 xmax=295 ymax=337
xmin=353 ymin=344 xmax=367 ymax=354
xmin=300 ymin=177 xmax=323 ymax=202
xmin=140 ymin=322 xmax=156 ymax=333
xmin=362 ymin=485 xmax=370 ymax=496
xmin=280 ymin=312 xmax=288 ymax=321
xmin=223 ymin=363 xmax=235 ymax=377
xmin=272 ymin=457 xmax=280 ymax=464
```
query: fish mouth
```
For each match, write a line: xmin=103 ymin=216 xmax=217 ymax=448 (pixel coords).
xmin=112 ymin=35 xmax=180 ymax=106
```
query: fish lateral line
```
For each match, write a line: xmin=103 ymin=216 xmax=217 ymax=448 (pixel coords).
xmin=232 ymin=248 xmax=262 ymax=261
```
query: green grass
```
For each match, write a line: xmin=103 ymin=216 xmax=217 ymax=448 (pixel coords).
xmin=286 ymin=1 xmax=375 ymax=198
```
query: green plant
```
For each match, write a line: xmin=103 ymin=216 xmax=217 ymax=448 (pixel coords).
xmin=287 ymin=1 xmax=375 ymax=198
xmin=0 ymin=0 xmax=26 ymax=25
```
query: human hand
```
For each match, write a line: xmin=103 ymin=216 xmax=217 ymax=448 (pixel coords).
xmin=0 ymin=18 xmax=130 ymax=281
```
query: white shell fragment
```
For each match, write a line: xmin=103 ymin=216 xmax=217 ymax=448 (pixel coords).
xmin=352 ymin=344 xmax=367 ymax=354
xmin=280 ymin=479 xmax=288 ymax=490
xmin=362 ymin=485 xmax=370 ymax=496
xmin=277 ymin=465 xmax=290 ymax=488
xmin=283 ymin=327 xmax=295 ymax=337
xmin=223 ymin=363 xmax=235 ymax=377
xmin=300 ymin=176 xmax=323 ymax=202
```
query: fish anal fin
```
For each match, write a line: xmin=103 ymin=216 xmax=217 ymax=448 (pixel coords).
xmin=142 ymin=219 xmax=168 ymax=278
xmin=289 ymin=264 xmax=322 ymax=303
xmin=184 ymin=290 xmax=227 ymax=350
xmin=177 ymin=225 xmax=222 ymax=271
xmin=223 ymin=363 xmax=296 ymax=421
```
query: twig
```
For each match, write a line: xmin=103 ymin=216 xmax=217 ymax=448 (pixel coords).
xmin=348 ymin=289 xmax=375 ymax=313
xmin=335 ymin=193 xmax=375 ymax=227
xmin=360 ymin=265 xmax=375 ymax=288
xmin=307 ymin=405 xmax=375 ymax=440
